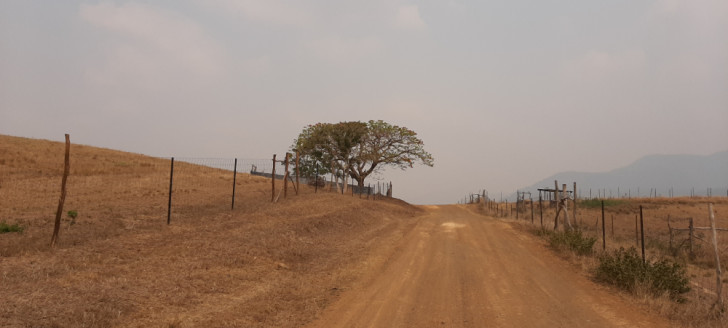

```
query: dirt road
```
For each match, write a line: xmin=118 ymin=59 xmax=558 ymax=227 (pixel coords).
xmin=307 ymin=205 xmax=669 ymax=328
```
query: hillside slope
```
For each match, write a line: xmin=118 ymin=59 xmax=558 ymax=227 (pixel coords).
xmin=0 ymin=134 xmax=422 ymax=327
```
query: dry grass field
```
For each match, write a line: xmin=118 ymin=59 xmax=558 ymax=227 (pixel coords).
xmin=481 ymin=196 xmax=728 ymax=326
xmin=3 ymin=133 xmax=725 ymax=327
xmin=0 ymin=135 xmax=422 ymax=327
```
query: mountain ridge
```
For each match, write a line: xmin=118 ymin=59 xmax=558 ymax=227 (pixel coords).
xmin=510 ymin=151 xmax=728 ymax=201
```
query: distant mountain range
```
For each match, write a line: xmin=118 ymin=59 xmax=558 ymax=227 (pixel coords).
xmin=510 ymin=151 xmax=728 ymax=201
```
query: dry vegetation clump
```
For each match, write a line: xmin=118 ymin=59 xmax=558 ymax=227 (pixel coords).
xmin=0 ymin=135 xmax=423 ymax=327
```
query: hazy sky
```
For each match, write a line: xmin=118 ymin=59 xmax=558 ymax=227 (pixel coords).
xmin=1 ymin=0 xmax=727 ymax=204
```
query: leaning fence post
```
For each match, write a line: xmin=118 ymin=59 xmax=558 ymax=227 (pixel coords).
xmin=167 ymin=157 xmax=174 ymax=225
xmin=709 ymin=203 xmax=723 ymax=307
xmin=231 ymin=158 xmax=237 ymax=210
xmin=51 ymin=134 xmax=71 ymax=247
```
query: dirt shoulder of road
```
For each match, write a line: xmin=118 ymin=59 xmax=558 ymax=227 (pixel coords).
xmin=307 ymin=205 xmax=676 ymax=328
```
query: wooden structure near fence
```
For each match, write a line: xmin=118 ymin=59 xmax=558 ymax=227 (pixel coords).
xmin=667 ymin=205 xmax=725 ymax=307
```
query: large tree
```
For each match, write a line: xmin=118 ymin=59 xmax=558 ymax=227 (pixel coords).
xmin=292 ymin=120 xmax=434 ymax=189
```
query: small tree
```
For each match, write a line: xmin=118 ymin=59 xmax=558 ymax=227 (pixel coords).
xmin=292 ymin=120 xmax=433 ymax=189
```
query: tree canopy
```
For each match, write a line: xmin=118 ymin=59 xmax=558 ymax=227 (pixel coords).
xmin=292 ymin=120 xmax=434 ymax=188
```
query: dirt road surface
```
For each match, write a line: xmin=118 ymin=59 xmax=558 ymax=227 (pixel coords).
xmin=307 ymin=205 xmax=670 ymax=328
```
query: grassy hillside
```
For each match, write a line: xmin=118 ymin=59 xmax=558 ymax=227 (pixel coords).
xmin=0 ymin=135 xmax=423 ymax=327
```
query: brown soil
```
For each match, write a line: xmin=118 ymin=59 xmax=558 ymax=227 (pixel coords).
xmin=0 ymin=135 xmax=693 ymax=326
xmin=306 ymin=205 xmax=671 ymax=327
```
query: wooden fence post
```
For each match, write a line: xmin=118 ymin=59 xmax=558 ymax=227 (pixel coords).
xmin=539 ymin=194 xmax=543 ymax=228
xmin=530 ymin=198 xmax=534 ymax=224
xmin=50 ymin=134 xmax=70 ymax=247
xmin=602 ymin=200 xmax=606 ymax=251
xmin=271 ymin=154 xmax=276 ymax=202
xmin=283 ymin=153 xmax=290 ymax=199
xmin=167 ymin=157 xmax=174 ymax=225
xmin=689 ymin=218 xmax=694 ymax=257
xmin=562 ymin=183 xmax=572 ymax=229
xmin=553 ymin=180 xmax=560 ymax=230
xmin=640 ymin=205 xmax=645 ymax=264
xmin=611 ymin=215 xmax=614 ymax=238
xmin=315 ymin=163 xmax=319 ymax=194
xmin=573 ymin=182 xmax=578 ymax=226
xmin=231 ymin=158 xmax=237 ymax=210
xmin=635 ymin=215 xmax=639 ymax=247
xmin=295 ymin=151 xmax=300 ymax=196
xmin=709 ymin=203 xmax=723 ymax=307
xmin=668 ymin=215 xmax=672 ymax=250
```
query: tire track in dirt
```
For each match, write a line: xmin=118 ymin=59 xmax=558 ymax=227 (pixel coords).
xmin=306 ymin=205 xmax=671 ymax=327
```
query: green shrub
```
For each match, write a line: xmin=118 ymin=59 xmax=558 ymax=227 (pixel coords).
xmin=0 ymin=221 xmax=24 ymax=233
xmin=548 ymin=229 xmax=597 ymax=256
xmin=595 ymin=247 xmax=690 ymax=300
xmin=67 ymin=210 xmax=78 ymax=225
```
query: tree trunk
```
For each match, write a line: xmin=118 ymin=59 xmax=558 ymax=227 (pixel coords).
xmin=342 ymin=172 xmax=348 ymax=194
xmin=357 ymin=177 xmax=365 ymax=193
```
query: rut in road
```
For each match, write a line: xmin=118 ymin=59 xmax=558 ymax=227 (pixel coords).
xmin=307 ymin=205 xmax=669 ymax=328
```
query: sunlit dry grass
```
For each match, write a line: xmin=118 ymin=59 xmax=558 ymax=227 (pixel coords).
xmin=0 ymin=135 xmax=422 ymax=327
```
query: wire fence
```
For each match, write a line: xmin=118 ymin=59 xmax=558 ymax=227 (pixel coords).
xmin=165 ymin=156 xmax=386 ymax=222
xmin=475 ymin=194 xmax=728 ymax=304
xmin=0 ymin=152 xmax=393 ymax=256
xmin=545 ymin=187 xmax=727 ymax=201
